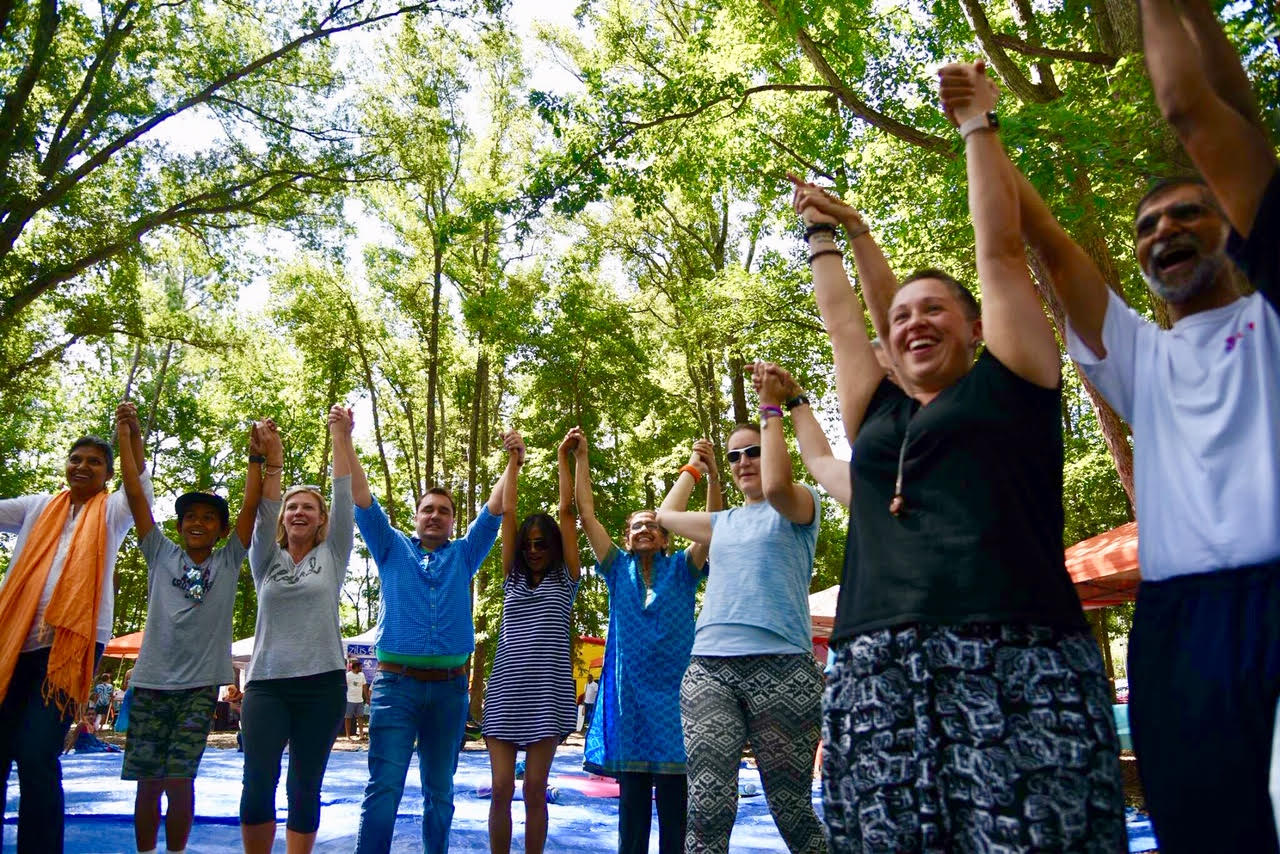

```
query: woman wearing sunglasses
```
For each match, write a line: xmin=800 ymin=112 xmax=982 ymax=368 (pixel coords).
xmin=785 ymin=63 xmax=1122 ymax=851
xmin=240 ymin=406 xmax=357 ymax=854
xmin=657 ymin=405 xmax=827 ymax=854
xmin=576 ymin=428 xmax=719 ymax=854
xmin=481 ymin=428 xmax=580 ymax=854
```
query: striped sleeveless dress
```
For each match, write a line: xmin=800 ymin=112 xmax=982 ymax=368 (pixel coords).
xmin=482 ymin=566 xmax=580 ymax=745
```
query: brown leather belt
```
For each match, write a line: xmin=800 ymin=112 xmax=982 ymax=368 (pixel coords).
xmin=377 ymin=661 xmax=467 ymax=682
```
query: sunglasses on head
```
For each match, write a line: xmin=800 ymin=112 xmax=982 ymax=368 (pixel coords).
xmin=726 ymin=445 xmax=762 ymax=464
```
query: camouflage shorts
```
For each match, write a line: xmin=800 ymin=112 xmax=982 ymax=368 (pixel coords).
xmin=122 ymin=686 xmax=217 ymax=780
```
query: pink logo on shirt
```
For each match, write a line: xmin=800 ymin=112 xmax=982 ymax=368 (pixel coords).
xmin=1225 ymin=322 xmax=1256 ymax=353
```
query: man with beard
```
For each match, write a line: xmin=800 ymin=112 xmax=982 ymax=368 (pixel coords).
xmin=940 ymin=37 xmax=1279 ymax=850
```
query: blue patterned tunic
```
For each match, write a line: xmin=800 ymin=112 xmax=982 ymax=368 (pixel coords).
xmin=584 ymin=546 xmax=705 ymax=776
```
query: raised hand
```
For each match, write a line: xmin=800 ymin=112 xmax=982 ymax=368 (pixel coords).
xmin=558 ymin=428 xmax=578 ymax=458
xmin=328 ymin=405 xmax=354 ymax=435
xmin=937 ymin=59 xmax=999 ymax=127
xmin=786 ymin=173 xmax=867 ymax=234
xmin=115 ymin=401 xmax=140 ymax=437
xmin=568 ymin=426 xmax=588 ymax=462
xmin=750 ymin=360 xmax=790 ymax=406
xmin=260 ymin=418 xmax=283 ymax=461
xmin=249 ymin=421 xmax=266 ymax=456
xmin=502 ymin=429 xmax=526 ymax=465
xmin=692 ymin=438 xmax=718 ymax=481
xmin=767 ymin=363 xmax=803 ymax=400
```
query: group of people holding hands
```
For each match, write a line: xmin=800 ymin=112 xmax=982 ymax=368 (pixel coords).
xmin=1 ymin=1 xmax=1277 ymax=851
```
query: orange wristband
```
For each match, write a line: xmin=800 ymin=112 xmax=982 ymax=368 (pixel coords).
xmin=679 ymin=464 xmax=703 ymax=483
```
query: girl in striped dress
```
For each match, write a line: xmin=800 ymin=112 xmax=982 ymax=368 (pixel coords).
xmin=482 ymin=429 xmax=581 ymax=854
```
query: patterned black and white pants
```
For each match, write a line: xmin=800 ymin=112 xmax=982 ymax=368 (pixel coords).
xmin=681 ymin=653 xmax=827 ymax=854
xmin=821 ymin=623 xmax=1125 ymax=854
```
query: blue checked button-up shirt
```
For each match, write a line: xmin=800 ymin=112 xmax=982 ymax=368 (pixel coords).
xmin=354 ymin=498 xmax=501 ymax=657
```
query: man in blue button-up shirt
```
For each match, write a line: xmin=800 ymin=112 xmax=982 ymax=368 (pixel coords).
xmin=349 ymin=428 xmax=524 ymax=854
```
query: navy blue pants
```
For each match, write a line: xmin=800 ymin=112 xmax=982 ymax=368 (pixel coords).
xmin=1129 ymin=561 xmax=1280 ymax=854
xmin=0 ymin=643 xmax=103 ymax=854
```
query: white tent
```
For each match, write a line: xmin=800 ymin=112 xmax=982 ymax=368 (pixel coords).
xmin=230 ymin=629 xmax=379 ymax=675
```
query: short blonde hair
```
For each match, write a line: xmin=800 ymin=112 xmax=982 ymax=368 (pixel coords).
xmin=275 ymin=486 xmax=330 ymax=548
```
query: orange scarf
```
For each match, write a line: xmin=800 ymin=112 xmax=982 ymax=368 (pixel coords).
xmin=0 ymin=490 xmax=108 ymax=715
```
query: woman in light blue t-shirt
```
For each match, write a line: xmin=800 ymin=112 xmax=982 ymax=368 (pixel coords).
xmin=658 ymin=376 xmax=827 ymax=854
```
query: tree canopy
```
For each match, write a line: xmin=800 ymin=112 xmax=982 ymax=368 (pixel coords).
xmin=2 ymin=0 xmax=1275 ymax=698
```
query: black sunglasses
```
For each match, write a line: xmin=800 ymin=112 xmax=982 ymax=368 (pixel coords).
xmin=523 ymin=538 xmax=550 ymax=552
xmin=726 ymin=445 xmax=762 ymax=464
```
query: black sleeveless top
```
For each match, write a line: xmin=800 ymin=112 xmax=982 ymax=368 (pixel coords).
xmin=831 ymin=349 xmax=1087 ymax=643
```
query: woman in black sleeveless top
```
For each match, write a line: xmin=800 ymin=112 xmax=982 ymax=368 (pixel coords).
xmin=789 ymin=62 xmax=1124 ymax=853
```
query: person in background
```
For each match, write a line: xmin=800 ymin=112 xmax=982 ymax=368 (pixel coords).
xmin=117 ymin=412 xmax=264 ymax=854
xmin=240 ymin=409 xmax=355 ymax=854
xmin=92 ymin=673 xmax=114 ymax=729
xmin=578 ymin=429 xmax=718 ymax=854
xmin=0 ymin=402 xmax=150 ymax=854
xmin=581 ymin=675 xmax=598 ymax=737
xmin=345 ymin=660 xmax=369 ymax=741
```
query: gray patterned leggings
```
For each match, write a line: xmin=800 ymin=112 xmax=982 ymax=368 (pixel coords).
xmin=680 ymin=654 xmax=827 ymax=854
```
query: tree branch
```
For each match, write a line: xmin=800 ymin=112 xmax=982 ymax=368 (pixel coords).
xmin=0 ymin=0 xmax=59 ymax=182
xmin=759 ymin=0 xmax=952 ymax=154
xmin=957 ymin=0 xmax=1059 ymax=103
xmin=991 ymin=32 xmax=1117 ymax=66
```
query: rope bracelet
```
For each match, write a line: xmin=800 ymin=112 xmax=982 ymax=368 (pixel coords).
xmin=808 ymin=248 xmax=844 ymax=264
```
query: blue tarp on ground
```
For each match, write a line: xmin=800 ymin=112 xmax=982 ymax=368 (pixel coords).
xmin=4 ymin=746 xmax=1159 ymax=852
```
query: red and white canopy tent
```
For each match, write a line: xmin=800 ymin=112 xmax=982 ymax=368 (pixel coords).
xmin=809 ymin=521 xmax=1141 ymax=645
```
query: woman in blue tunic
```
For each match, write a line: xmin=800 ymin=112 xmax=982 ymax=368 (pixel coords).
xmin=483 ymin=429 xmax=580 ymax=854
xmin=574 ymin=427 xmax=719 ymax=854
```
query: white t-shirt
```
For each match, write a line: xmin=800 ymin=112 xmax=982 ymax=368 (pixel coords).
xmin=0 ymin=475 xmax=152 ymax=648
xmin=346 ymin=668 xmax=367 ymax=703
xmin=1066 ymin=289 xmax=1280 ymax=580
xmin=583 ymin=680 xmax=598 ymax=704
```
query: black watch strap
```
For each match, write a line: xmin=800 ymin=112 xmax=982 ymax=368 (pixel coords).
xmin=784 ymin=394 xmax=810 ymax=411
xmin=249 ymin=454 xmax=267 ymax=464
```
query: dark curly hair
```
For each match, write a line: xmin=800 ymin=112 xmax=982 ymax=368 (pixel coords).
xmin=513 ymin=513 xmax=565 ymax=586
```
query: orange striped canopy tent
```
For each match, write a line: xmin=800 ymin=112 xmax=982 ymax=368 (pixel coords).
xmin=1066 ymin=521 xmax=1140 ymax=609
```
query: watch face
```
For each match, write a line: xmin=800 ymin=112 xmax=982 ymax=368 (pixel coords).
xmin=987 ymin=111 xmax=1000 ymax=129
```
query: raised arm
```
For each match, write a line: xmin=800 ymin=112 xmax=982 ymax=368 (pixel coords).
xmin=115 ymin=402 xmax=154 ymax=541
xmin=486 ymin=430 xmax=523 ymax=517
xmin=260 ymin=419 xmax=283 ymax=501
xmin=752 ymin=363 xmax=817 ymax=524
xmin=557 ymin=430 xmax=582 ymax=581
xmin=328 ymin=405 xmax=372 ymax=510
xmin=788 ymin=176 xmax=885 ymax=440
xmin=235 ymin=422 xmax=268 ymax=548
xmin=757 ymin=364 xmax=851 ymax=507
xmin=657 ymin=439 xmax=716 ymax=566
xmin=1139 ymin=0 xmax=1276 ymax=236
xmin=570 ymin=428 xmax=615 ymax=562
xmin=499 ymin=430 xmax=524 ymax=580
xmin=940 ymin=61 xmax=1059 ymax=388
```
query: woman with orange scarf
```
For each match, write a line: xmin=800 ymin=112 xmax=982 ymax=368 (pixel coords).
xmin=0 ymin=401 xmax=150 ymax=854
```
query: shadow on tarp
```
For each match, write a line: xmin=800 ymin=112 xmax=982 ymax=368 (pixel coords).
xmin=4 ymin=745 xmax=807 ymax=853
xmin=4 ymin=747 xmax=1158 ymax=852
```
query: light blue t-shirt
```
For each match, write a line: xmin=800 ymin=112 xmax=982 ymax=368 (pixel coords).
xmin=693 ymin=485 xmax=821 ymax=656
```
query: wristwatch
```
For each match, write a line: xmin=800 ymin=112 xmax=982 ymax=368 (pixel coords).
xmin=958 ymin=111 xmax=999 ymax=140
xmin=784 ymin=394 xmax=811 ymax=412
xmin=249 ymin=454 xmax=267 ymax=464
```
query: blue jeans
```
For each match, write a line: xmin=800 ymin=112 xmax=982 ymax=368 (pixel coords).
xmin=354 ymin=671 xmax=468 ymax=854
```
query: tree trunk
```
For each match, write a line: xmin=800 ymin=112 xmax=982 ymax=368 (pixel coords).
xmin=353 ymin=325 xmax=398 ymax=528
xmin=728 ymin=353 xmax=749 ymax=424
xmin=426 ymin=249 xmax=444 ymax=484
xmin=1086 ymin=609 xmax=1116 ymax=701
xmin=1102 ymin=0 xmax=1142 ymax=55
